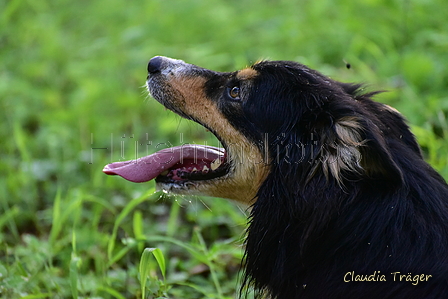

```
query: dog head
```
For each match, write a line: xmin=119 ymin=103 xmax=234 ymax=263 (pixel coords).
xmin=104 ymin=56 xmax=409 ymax=204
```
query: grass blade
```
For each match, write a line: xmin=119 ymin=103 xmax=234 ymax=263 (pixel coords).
xmin=69 ymin=254 xmax=81 ymax=299
xmin=133 ymin=210 xmax=144 ymax=253
xmin=139 ymin=247 xmax=164 ymax=299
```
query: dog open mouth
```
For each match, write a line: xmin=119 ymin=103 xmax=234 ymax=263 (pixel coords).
xmin=103 ymin=56 xmax=269 ymax=203
xmin=103 ymin=56 xmax=232 ymax=189
xmin=102 ymin=144 xmax=230 ymax=185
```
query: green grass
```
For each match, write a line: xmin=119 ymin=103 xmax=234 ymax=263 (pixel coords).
xmin=1 ymin=0 xmax=448 ymax=298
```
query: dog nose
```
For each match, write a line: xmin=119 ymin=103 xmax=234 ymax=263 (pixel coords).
xmin=147 ymin=56 xmax=163 ymax=74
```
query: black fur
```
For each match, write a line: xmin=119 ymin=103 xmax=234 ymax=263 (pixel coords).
xmin=233 ymin=61 xmax=448 ymax=298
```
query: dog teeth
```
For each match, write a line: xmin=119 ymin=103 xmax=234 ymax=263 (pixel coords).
xmin=192 ymin=167 xmax=198 ymax=172
xmin=202 ymin=165 xmax=209 ymax=173
xmin=211 ymin=158 xmax=222 ymax=171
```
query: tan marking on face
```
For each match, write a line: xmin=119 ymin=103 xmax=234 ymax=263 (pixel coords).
xmin=163 ymin=75 xmax=270 ymax=204
xmin=237 ymin=68 xmax=258 ymax=81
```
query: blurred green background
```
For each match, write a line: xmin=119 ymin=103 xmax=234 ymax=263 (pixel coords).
xmin=1 ymin=0 xmax=447 ymax=298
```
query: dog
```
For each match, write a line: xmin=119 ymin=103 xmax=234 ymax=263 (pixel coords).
xmin=103 ymin=56 xmax=448 ymax=298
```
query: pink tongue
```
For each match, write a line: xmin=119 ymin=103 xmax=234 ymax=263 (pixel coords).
xmin=102 ymin=145 xmax=224 ymax=183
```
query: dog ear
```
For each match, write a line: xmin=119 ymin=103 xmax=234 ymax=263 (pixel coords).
xmin=318 ymin=116 xmax=404 ymax=185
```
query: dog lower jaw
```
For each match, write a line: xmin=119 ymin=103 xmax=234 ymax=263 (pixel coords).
xmin=155 ymin=171 xmax=261 ymax=205
xmin=155 ymin=181 xmax=197 ymax=194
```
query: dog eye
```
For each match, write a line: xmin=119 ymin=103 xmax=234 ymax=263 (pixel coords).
xmin=228 ymin=86 xmax=241 ymax=100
